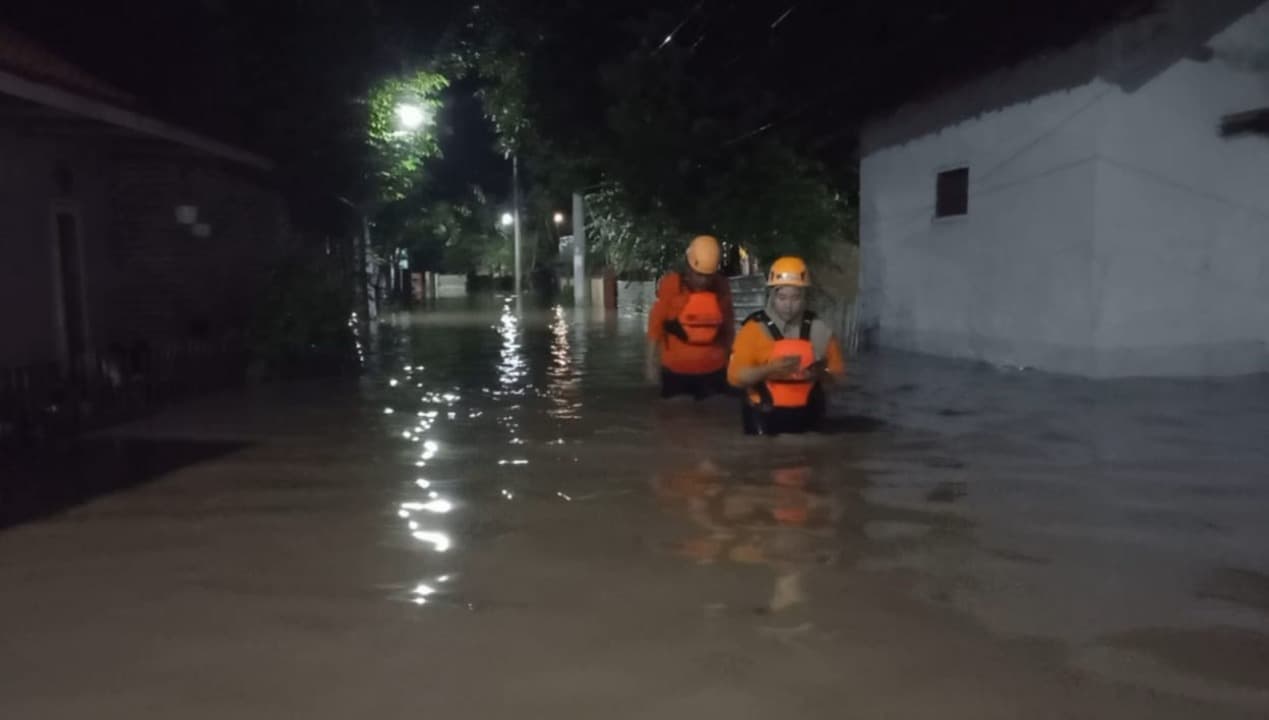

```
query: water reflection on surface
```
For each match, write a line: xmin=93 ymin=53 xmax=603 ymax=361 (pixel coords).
xmin=652 ymin=458 xmax=845 ymax=615
xmin=362 ymin=296 xmax=1269 ymax=705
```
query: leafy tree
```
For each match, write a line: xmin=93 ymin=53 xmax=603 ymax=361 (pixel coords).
xmin=446 ymin=1 xmax=856 ymax=277
xmin=365 ymin=70 xmax=449 ymax=203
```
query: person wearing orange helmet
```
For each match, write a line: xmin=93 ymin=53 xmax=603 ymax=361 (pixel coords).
xmin=645 ymin=235 xmax=736 ymax=399
xmin=727 ymin=256 xmax=845 ymax=434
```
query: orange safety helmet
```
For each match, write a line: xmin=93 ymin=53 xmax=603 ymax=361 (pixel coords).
xmin=687 ymin=235 xmax=721 ymax=275
xmin=767 ymin=256 xmax=810 ymax=287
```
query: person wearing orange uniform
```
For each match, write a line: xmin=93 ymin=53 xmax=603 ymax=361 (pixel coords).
xmin=727 ymin=256 xmax=845 ymax=434
xmin=646 ymin=235 xmax=736 ymax=400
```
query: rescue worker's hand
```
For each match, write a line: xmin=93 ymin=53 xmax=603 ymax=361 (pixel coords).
xmin=766 ymin=355 xmax=802 ymax=379
xmin=645 ymin=357 xmax=661 ymax=386
xmin=805 ymin=359 xmax=830 ymax=381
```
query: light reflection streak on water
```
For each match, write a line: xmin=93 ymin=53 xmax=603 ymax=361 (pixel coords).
xmin=494 ymin=297 xmax=525 ymax=447
xmin=496 ymin=299 xmax=526 ymax=395
xmin=411 ymin=530 xmax=452 ymax=553
xmin=545 ymin=304 xmax=583 ymax=420
xmin=375 ymin=327 xmax=465 ymax=594
xmin=349 ymin=311 xmax=365 ymax=367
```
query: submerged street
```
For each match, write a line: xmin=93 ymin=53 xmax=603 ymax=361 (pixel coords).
xmin=1 ymin=297 xmax=1267 ymax=718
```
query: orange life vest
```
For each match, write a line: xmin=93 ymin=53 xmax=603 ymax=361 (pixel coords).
xmin=754 ymin=311 xmax=816 ymax=408
xmin=676 ymin=291 xmax=723 ymax=345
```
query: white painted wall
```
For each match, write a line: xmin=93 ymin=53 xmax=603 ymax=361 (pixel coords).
xmin=1091 ymin=4 xmax=1269 ymax=376
xmin=861 ymin=77 xmax=1109 ymax=374
xmin=434 ymin=274 xmax=467 ymax=298
xmin=861 ymin=1 xmax=1269 ymax=377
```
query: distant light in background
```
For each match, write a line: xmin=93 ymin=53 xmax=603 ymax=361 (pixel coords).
xmin=553 ymin=211 xmax=566 ymax=225
xmin=500 ymin=212 xmax=514 ymax=227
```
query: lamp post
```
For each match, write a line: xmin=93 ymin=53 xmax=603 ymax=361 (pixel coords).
xmin=511 ymin=154 xmax=523 ymax=297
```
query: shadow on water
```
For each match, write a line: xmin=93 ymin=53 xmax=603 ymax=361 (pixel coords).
xmin=0 ymin=438 xmax=247 ymax=530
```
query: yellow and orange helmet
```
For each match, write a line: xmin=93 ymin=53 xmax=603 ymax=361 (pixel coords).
xmin=687 ymin=235 xmax=721 ymax=275
xmin=767 ymin=256 xmax=810 ymax=287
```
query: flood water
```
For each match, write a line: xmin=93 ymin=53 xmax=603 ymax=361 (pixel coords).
xmin=1 ymin=295 xmax=1267 ymax=718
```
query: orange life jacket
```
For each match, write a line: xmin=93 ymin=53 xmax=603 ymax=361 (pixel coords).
xmin=753 ymin=311 xmax=816 ymax=408
xmin=676 ymin=291 xmax=723 ymax=345
xmin=662 ymin=274 xmax=724 ymax=347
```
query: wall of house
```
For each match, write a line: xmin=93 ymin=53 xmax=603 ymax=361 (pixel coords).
xmin=860 ymin=76 xmax=1110 ymax=374
xmin=0 ymin=123 xmax=287 ymax=373
xmin=860 ymin=1 xmax=1269 ymax=377
xmin=0 ymin=126 xmax=113 ymax=368
xmin=1090 ymin=4 xmax=1269 ymax=376
xmin=105 ymin=155 xmax=287 ymax=346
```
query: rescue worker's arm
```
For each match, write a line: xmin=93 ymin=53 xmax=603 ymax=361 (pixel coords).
xmin=727 ymin=321 xmax=799 ymax=388
xmin=812 ymin=336 xmax=847 ymax=385
xmin=645 ymin=276 xmax=671 ymax=382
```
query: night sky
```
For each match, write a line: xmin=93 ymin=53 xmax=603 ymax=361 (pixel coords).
xmin=1 ymin=0 xmax=1152 ymax=203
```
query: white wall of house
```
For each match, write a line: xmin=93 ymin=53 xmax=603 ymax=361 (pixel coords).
xmin=861 ymin=75 xmax=1111 ymax=375
xmin=860 ymin=1 xmax=1269 ymax=377
xmin=1091 ymin=4 xmax=1269 ymax=376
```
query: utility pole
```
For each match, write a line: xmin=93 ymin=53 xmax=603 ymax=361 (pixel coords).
xmin=336 ymin=195 xmax=373 ymax=323
xmin=512 ymin=154 xmax=523 ymax=296
xmin=572 ymin=192 xmax=586 ymax=305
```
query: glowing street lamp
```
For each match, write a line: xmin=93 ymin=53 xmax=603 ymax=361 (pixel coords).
xmin=553 ymin=211 xmax=566 ymax=225
xmin=500 ymin=212 xmax=514 ymax=228
xmin=395 ymin=103 xmax=431 ymax=132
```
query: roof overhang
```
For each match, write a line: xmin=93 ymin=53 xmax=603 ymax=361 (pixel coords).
xmin=0 ymin=67 xmax=273 ymax=171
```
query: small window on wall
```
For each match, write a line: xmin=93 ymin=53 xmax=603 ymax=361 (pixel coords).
xmin=935 ymin=167 xmax=969 ymax=218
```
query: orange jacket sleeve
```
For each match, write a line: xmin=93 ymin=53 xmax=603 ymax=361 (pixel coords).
xmin=647 ymin=297 xmax=667 ymax=343
xmin=647 ymin=274 xmax=676 ymax=342
xmin=824 ymin=335 xmax=846 ymax=377
xmin=727 ymin=320 xmax=767 ymax=388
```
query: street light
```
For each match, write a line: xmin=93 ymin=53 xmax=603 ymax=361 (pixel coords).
xmin=395 ymin=103 xmax=431 ymax=131
xmin=500 ymin=212 xmax=514 ymax=227
xmin=553 ymin=211 xmax=566 ymax=225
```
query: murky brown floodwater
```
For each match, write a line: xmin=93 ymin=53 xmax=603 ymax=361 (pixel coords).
xmin=1 ymin=295 xmax=1267 ymax=718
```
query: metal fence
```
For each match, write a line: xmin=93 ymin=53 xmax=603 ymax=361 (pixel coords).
xmin=0 ymin=339 xmax=249 ymax=451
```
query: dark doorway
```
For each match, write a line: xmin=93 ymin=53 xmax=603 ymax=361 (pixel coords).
xmin=54 ymin=210 xmax=86 ymax=377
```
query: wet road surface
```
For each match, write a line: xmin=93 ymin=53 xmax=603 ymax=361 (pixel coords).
xmin=2 ymin=296 xmax=1268 ymax=718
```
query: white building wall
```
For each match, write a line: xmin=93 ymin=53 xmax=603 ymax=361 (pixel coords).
xmin=1090 ymin=5 xmax=1269 ymax=376
xmin=861 ymin=1 xmax=1269 ymax=377
xmin=861 ymin=77 xmax=1110 ymax=375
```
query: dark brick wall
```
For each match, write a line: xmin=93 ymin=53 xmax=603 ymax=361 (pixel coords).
xmin=106 ymin=155 xmax=287 ymax=346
